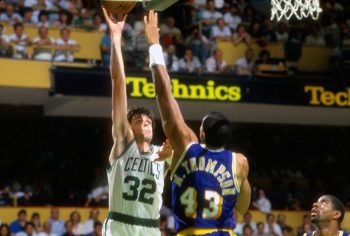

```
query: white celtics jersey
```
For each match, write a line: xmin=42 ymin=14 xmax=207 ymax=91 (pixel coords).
xmin=107 ymin=139 xmax=165 ymax=220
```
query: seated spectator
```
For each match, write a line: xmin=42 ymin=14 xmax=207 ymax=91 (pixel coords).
xmin=305 ymin=24 xmax=326 ymax=46
xmin=243 ymin=224 xmax=254 ymax=236
xmin=205 ymin=48 xmax=226 ymax=73
xmin=163 ymin=44 xmax=179 ymax=72
xmin=83 ymin=208 xmax=99 ymax=236
xmin=261 ymin=18 xmax=277 ymax=43
xmin=250 ymin=21 xmax=267 ymax=47
xmin=53 ymin=27 xmax=80 ymax=62
xmin=69 ymin=211 xmax=85 ymax=236
xmin=224 ymin=3 xmax=242 ymax=31
xmin=37 ymin=221 xmax=52 ymax=236
xmin=282 ymin=226 xmax=293 ymax=236
xmin=73 ymin=8 xmax=94 ymax=31
xmin=32 ymin=26 xmax=55 ymax=60
xmin=210 ymin=18 xmax=232 ymax=42
xmin=0 ymin=4 xmax=23 ymax=25
xmin=184 ymin=25 xmax=210 ymax=64
xmin=22 ymin=7 xmax=36 ymax=25
xmin=25 ymin=0 xmax=55 ymax=11
xmin=62 ymin=221 xmax=73 ymax=236
xmin=276 ymin=214 xmax=290 ymax=232
xmin=178 ymin=47 xmax=202 ymax=74
xmin=31 ymin=212 xmax=42 ymax=234
xmin=326 ymin=0 xmax=344 ymax=11
xmin=159 ymin=15 xmax=183 ymax=52
xmin=92 ymin=221 xmax=101 ymax=236
xmin=92 ymin=13 xmax=106 ymax=33
xmin=100 ymin=29 xmax=110 ymax=67
xmin=255 ymin=49 xmax=271 ymax=65
xmin=8 ymin=23 xmax=32 ymax=59
xmin=160 ymin=215 xmax=172 ymax=236
xmin=48 ymin=207 xmax=65 ymax=236
xmin=242 ymin=4 xmax=256 ymax=27
xmin=160 ymin=205 xmax=176 ymax=235
xmin=0 ymin=224 xmax=10 ymax=236
xmin=235 ymin=212 xmax=257 ymax=235
xmin=85 ymin=185 xmax=108 ymax=207
xmin=235 ymin=48 xmax=255 ymax=76
xmin=263 ymin=213 xmax=282 ymax=236
xmin=252 ymin=189 xmax=272 ymax=214
xmin=16 ymin=222 xmax=34 ymax=236
xmin=296 ymin=214 xmax=316 ymax=236
xmin=201 ymin=0 xmax=223 ymax=37
xmin=52 ymin=10 xmax=73 ymax=29
xmin=0 ymin=24 xmax=13 ymax=58
xmin=10 ymin=209 xmax=28 ymax=234
xmin=36 ymin=10 xmax=50 ymax=28
xmin=253 ymin=222 xmax=272 ymax=236
xmin=275 ymin=22 xmax=289 ymax=43
xmin=233 ymin=24 xmax=252 ymax=46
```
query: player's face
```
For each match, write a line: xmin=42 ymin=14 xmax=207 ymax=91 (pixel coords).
xmin=310 ymin=196 xmax=333 ymax=224
xmin=130 ymin=114 xmax=153 ymax=142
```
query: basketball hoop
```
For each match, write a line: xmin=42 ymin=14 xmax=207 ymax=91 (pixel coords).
xmin=270 ymin=0 xmax=322 ymax=21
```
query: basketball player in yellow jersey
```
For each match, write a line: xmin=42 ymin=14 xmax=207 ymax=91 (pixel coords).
xmin=101 ymin=8 xmax=173 ymax=236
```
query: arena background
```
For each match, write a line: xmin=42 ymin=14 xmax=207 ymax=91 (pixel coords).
xmin=0 ymin=0 xmax=350 ymax=234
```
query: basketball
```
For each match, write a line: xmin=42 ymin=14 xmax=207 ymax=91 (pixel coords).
xmin=101 ymin=0 xmax=136 ymax=14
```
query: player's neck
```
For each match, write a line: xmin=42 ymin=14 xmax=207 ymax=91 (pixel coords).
xmin=136 ymin=141 xmax=151 ymax=153
xmin=316 ymin=223 xmax=340 ymax=236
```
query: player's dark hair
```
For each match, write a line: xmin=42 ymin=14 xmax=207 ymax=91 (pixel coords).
xmin=127 ymin=106 xmax=155 ymax=129
xmin=202 ymin=112 xmax=232 ymax=148
xmin=326 ymin=195 xmax=345 ymax=225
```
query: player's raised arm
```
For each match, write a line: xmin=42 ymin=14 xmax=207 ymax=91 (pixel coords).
xmin=235 ymin=153 xmax=251 ymax=214
xmin=102 ymin=8 xmax=133 ymax=164
xmin=144 ymin=10 xmax=197 ymax=163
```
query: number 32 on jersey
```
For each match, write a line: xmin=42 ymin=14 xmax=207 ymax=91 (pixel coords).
xmin=180 ymin=187 xmax=223 ymax=219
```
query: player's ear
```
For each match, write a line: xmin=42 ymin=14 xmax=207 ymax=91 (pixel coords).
xmin=332 ymin=210 xmax=341 ymax=222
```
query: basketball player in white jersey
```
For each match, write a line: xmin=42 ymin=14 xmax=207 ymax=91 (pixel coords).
xmin=101 ymin=8 xmax=173 ymax=236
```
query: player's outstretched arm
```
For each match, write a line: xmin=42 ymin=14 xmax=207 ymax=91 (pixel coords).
xmin=102 ymin=8 xmax=133 ymax=164
xmin=144 ymin=10 xmax=197 ymax=167
xmin=235 ymin=153 xmax=251 ymax=214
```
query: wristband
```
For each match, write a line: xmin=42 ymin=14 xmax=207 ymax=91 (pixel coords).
xmin=149 ymin=44 xmax=166 ymax=68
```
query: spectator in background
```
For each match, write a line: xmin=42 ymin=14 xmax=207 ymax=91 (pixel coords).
xmin=0 ymin=25 xmax=12 ymax=58
xmin=38 ymin=221 xmax=52 ymax=236
xmin=184 ymin=24 xmax=210 ymax=64
xmin=243 ymin=225 xmax=254 ymax=236
xmin=250 ymin=21 xmax=267 ymax=47
xmin=8 ymin=23 xmax=32 ymax=59
xmin=178 ymin=47 xmax=202 ymax=74
xmin=62 ymin=221 xmax=73 ymax=236
xmin=253 ymin=189 xmax=272 ymax=214
xmin=53 ymin=27 xmax=80 ymax=62
xmin=264 ymin=213 xmax=283 ymax=236
xmin=0 ymin=4 xmax=23 ymax=25
xmin=205 ymin=48 xmax=226 ymax=73
xmin=281 ymin=226 xmax=293 ymax=236
xmin=22 ymin=7 xmax=36 ymax=25
xmin=52 ymin=10 xmax=72 ymax=28
xmin=160 ymin=215 xmax=172 ymax=236
xmin=163 ymin=44 xmax=179 ymax=72
xmin=276 ymin=214 xmax=289 ymax=232
xmin=326 ymin=0 xmax=344 ymax=11
xmin=253 ymin=222 xmax=271 ymax=236
xmin=235 ymin=212 xmax=257 ymax=235
xmin=224 ymin=3 xmax=241 ymax=32
xmin=48 ymin=207 xmax=65 ymax=236
xmin=235 ymin=48 xmax=255 ymax=76
xmin=159 ymin=15 xmax=183 ymax=49
xmin=37 ymin=11 xmax=50 ymax=28
xmin=296 ymin=214 xmax=316 ymax=236
xmin=100 ymin=29 xmax=110 ymax=67
xmin=31 ymin=212 xmax=42 ymax=234
xmin=92 ymin=222 xmax=101 ymax=236
xmin=305 ymin=24 xmax=326 ymax=46
xmin=70 ymin=211 xmax=85 ymax=236
xmin=16 ymin=222 xmax=34 ymax=236
xmin=261 ymin=18 xmax=277 ymax=43
xmin=242 ymin=5 xmax=256 ymax=27
xmin=83 ymin=208 xmax=100 ymax=236
xmin=210 ymin=18 xmax=232 ymax=42
xmin=92 ymin=13 xmax=106 ymax=33
xmin=233 ymin=24 xmax=252 ymax=46
xmin=10 ymin=209 xmax=28 ymax=234
xmin=201 ymin=0 xmax=223 ymax=37
xmin=275 ymin=23 xmax=289 ymax=43
xmin=32 ymin=26 xmax=55 ymax=61
xmin=0 ymin=224 xmax=10 ymax=236
xmin=73 ymin=8 xmax=93 ymax=31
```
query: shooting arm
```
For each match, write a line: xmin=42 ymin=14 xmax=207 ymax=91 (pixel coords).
xmin=235 ymin=153 xmax=251 ymax=215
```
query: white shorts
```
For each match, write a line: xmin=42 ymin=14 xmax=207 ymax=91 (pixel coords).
xmin=102 ymin=219 xmax=161 ymax=236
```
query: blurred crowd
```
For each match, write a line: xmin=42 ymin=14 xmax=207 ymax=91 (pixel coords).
xmin=0 ymin=0 xmax=350 ymax=74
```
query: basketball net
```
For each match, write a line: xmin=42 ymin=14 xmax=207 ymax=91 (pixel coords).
xmin=270 ymin=0 xmax=322 ymax=21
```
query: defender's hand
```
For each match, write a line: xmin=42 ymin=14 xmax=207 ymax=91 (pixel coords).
xmin=102 ymin=7 xmax=127 ymax=35
xmin=144 ymin=10 xmax=160 ymax=45
xmin=155 ymin=139 xmax=173 ymax=161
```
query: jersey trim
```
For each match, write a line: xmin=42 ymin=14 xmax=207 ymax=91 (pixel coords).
xmin=232 ymin=152 xmax=240 ymax=193
xmin=177 ymin=228 xmax=236 ymax=236
xmin=106 ymin=139 xmax=136 ymax=173
xmin=170 ymin=142 xmax=196 ymax=180
xmin=108 ymin=211 xmax=160 ymax=228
